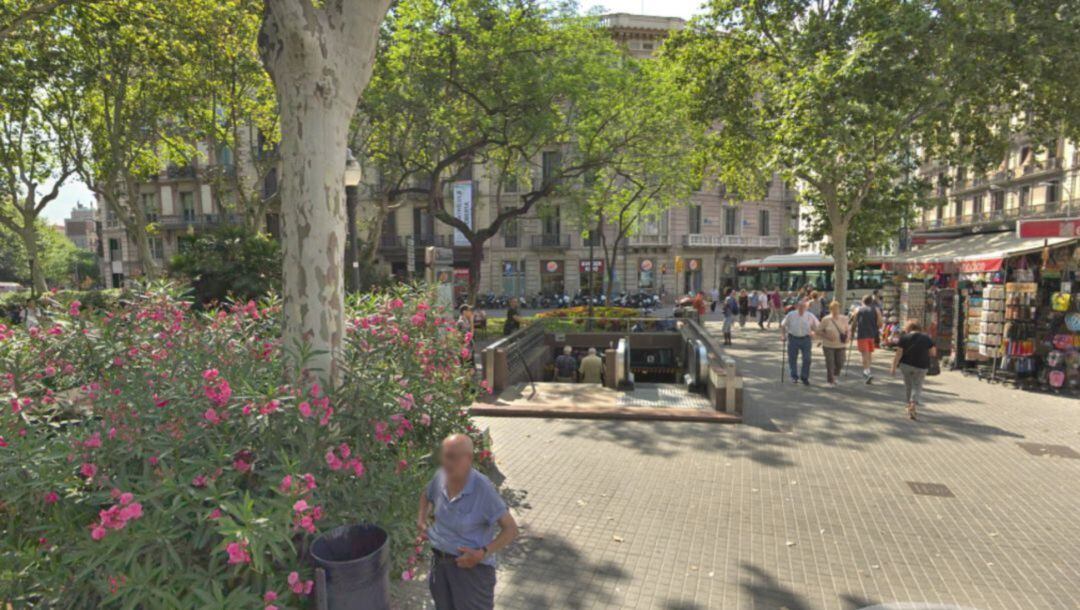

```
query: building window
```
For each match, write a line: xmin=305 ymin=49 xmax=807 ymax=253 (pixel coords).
xmin=180 ymin=191 xmax=196 ymax=221
xmin=141 ymin=193 xmax=158 ymax=222
xmin=148 ymin=237 xmax=165 ymax=260
xmin=504 ymin=218 xmax=520 ymax=247
xmin=758 ymin=210 xmax=770 ymax=236
xmin=723 ymin=207 xmax=738 ymax=235
xmin=542 ymin=205 xmax=560 ymax=236
xmin=1019 ymin=185 xmax=1030 ymax=209
xmin=973 ymin=195 xmax=983 ymax=216
xmin=688 ymin=205 xmax=702 ymax=234
xmin=108 ymin=238 xmax=121 ymax=261
xmin=991 ymin=190 xmax=1005 ymax=211
xmin=1046 ymin=182 xmax=1059 ymax=207
xmin=106 ymin=209 xmax=119 ymax=228
xmin=541 ymin=151 xmax=561 ymax=184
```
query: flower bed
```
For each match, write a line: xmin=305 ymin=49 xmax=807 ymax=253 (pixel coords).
xmin=0 ymin=285 xmax=483 ymax=608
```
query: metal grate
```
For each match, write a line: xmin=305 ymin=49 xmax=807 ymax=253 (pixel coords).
xmin=1017 ymin=443 xmax=1080 ymax=460
xmin=907 ymin=481 xmax=955 ymax=498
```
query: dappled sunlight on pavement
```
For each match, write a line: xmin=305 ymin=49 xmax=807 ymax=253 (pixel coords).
xmin=477 ymin=329 xmax=1080 ymax=609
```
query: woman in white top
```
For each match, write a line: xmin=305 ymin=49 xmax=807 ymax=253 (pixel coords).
xmin=817 ymin=300 xmax=850 ymax=386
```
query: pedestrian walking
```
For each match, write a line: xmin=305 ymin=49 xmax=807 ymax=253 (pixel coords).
xmin=767 ymin=288 xmax=782 ymax=327
xmin=755 ymin=290 xmax=769 ymax=329
xmin=781 ymin=298 xmax=819 ymax=386
xmin=418 ymin=434 xmax=519 ymax=610
xmin=503 ymin=298 xmax=522 ymax=336
xmin=818 ymin=301 xmax=850 ymax=386
xmin=579 ymin=347 xmax=604 ymax=384
xmin=852 ymin=294 xmax=883 ymax=383
xmin=721 ymin=287 xmax=738 ymax=346
xmin=890 ymin=320 xmax=937 ymax=420
xmin=737 ymin=290 xmax=750 ymax=328
xmin=554 ymin=346 xmax=578 ymax=382
xmin=806 ymin=291 xmax=824 ymax=319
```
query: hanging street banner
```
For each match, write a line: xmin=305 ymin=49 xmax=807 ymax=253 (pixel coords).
xmin=452 ymin=181 xmax=473 ymax=246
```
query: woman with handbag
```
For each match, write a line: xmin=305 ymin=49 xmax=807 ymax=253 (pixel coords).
xmin=818 ymin=301 xmax=850 ymax=386
xmin=890 ymin=320 xmax=938 ymax=420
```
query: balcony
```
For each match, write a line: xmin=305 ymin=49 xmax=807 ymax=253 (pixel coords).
xmin=378 ymin=234 xmax=455 ymax=250
xmin=503 ymin=235 xmax=521 ymax=248
xmin=530 ymin=234 xmax=570 ymax=249
xmin=156 ymin=214 xmax=237 ymax=230
xmin=683 ymin=234 xmax=782 ymax=248
xmin=628 ymin=234 xmax=671 ymax=246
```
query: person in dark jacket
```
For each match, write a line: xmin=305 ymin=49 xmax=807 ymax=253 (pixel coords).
xmin=890 ymin=320 xmax=937 ymax=420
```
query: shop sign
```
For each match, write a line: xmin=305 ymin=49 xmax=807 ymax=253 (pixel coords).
xmin=1017 ymin=217 xmax=1080 ymax=239
xmin=453 ymin=268 xmax=470 ymax=280
xmin=579 ymin=260 xmax=604 ymax=273
xmin=688 ymin=258 xmax=701 ymax=271
xmin=640 ymin=259 xmax=654 ymax=272
xmin=542 ymin=260 xmax=562 ymax=274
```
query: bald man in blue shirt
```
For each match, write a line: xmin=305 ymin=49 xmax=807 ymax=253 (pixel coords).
xmin=418 ymin=434 xmax=519 ymax=609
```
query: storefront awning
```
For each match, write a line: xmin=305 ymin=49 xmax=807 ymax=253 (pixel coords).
xmin=886 ymin=231 xmax=1077 ymax=274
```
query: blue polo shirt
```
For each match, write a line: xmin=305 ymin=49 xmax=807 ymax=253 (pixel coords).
xmin=425 ymin=468 xmax=508 ymax=566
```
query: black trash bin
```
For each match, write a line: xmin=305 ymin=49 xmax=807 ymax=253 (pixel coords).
xmin=310 ymin=523 xmax=391 ymax=610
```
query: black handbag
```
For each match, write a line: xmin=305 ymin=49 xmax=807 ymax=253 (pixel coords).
xmin=927 ymin=357 xmax=941 ymax=376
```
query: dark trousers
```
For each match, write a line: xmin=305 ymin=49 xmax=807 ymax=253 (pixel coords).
xmin=430 ymin=554 xmax=496 ymax=610
xmin=787 ymin=334 xmax=812 ymax=381
xmin=822 ymin=346 xmax=845 ymax=383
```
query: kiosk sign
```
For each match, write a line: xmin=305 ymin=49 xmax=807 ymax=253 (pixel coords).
xmin=1017 ymin=217 xmax=1080 ymax=239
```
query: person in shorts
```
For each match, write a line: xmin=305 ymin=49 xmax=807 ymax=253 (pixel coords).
xmin=852 ymin=294 xmax=882 ymax=384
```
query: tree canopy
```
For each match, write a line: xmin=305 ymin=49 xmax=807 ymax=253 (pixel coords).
xmin=666 ymin=0 xmax=1080 ymax=300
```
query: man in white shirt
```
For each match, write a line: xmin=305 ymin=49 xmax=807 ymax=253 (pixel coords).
xmin=781 ymin=298 xmax=819 ymax=385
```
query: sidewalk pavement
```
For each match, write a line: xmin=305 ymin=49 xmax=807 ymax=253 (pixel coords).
xmin=456 ymin=325 xmax=1080 ymax=610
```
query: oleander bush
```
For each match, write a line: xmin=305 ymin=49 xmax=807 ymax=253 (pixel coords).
xmin=0 ymin=283 xmax=485 ymax=608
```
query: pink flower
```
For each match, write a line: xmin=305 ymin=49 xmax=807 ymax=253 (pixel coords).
xmin=351 ymin=459 xmax=365 ymax=478
xmin=91 ymin=526 xmax=106 ymax=541
xmin=279 ymin=475 xmax=293 ymax=492
xmin=207 ymin=508 xmax=222 ymax=521
xmin=119 ymin=492 xmax=134 ymax=506
xmin=191 ymin=474 xmax=208 ymax=488
xmin=265 ymin=606 xmax=279 ymax=610
xmin=287 ymin=571 xmax=314 ymax=595
xmin=0 ymin=436 xmax=7 ymax=448
xmin=80 ymin=463 xmax=97 ymax=478
xmin=226 ymin=541 xmax=251 ymax=565
xmin=292 ymin=499 xmax=309 ymax=513
xmin=325 ymin=450 xmax=343 ymax=471
xmin=420 ymin=413 xmax=432 ymax=426
xmin=338 ymin=443 xmax=351 ymax=459
xmin=297 ymin=401 xmax=312 ymax=418
xmin=410 ymin=312 xmax=426 ymax=326
xmin=303 ymin=473 xmax=317 ymax=490
xmin=44 ymin=491 xmax=59 ymax=505
xmin=263 ymin=591 xmax=278 ymax=602
xmin=398 ymin=393 xmax=415 ymax=410
xmin=69 ymin=300 xmax=81 ymax=316
xmin=402 ymin=569 xmax=415 ymax=581
xmin=204 ymin=408 xmax=222 ymax=425
xmin=202 ymin=369 xmax=219 ymax=381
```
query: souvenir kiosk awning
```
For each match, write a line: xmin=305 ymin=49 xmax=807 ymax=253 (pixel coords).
xmin=886 ymin=232 xmax=1077 ymax=274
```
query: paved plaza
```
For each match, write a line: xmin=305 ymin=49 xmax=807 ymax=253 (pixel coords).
xmin=461 ymin=325 xmax=1080 ymax=610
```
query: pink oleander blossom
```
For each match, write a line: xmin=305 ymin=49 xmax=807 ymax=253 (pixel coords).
xmin=226 ymin=541 xmax=251 ymax=565
xmin=287 ymin=571 xmax=314 ymax=595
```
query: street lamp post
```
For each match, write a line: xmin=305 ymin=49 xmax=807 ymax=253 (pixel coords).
xmin=344 ymin=150 xmax=363 ymax=293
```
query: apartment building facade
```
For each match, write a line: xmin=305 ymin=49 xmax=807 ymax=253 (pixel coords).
xmin=911 ymin=137 xmax=1079 ymax=245
xmin=64 ymin=202 xmax=98 ymax=252
xmin=368 ymin=13 xmax=799 ymax=299
xmin=95 ymin=139 xmax=277 ymax=289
